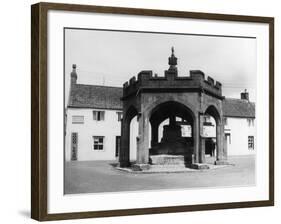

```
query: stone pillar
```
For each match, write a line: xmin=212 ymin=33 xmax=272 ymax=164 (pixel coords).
xmin=223 ymin=134 xmax=228 ymax=158
xmin=215 ymin=120 xmax=228 ymax=165
xmin=119 ymin=118 xmax=130 ymax=167
xmin=199 ymin=115 xmax=206 ymax=163
xmin=199 ymin=137 xmax=206 ymax=163
xmin=151 ymin=122 xmax=159 ymax=147
xmin=193 ymin=114 xmax=200 ymax=163
xmin=136 ymin=113 xmax=150 ymax=164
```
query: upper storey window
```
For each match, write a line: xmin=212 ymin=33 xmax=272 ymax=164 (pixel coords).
xmin=93 ymin=111 xmax=105 ymax=121
xmin=117 ymin=112 xmax=123 ymax=122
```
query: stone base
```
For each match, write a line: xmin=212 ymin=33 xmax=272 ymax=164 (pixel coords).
xmin=189 ymin=163 xmax=210 ymax=170
xmin=150 ymin=154 xmax=185 ymax=165
xmin=131 ymin=164 xmax=150 ymax=171
xmin=214 ymin=160 xmax=229 ymax=165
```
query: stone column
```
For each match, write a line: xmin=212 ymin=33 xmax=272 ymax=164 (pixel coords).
xmin=193 ymin=114 xmax=200 ymax=163
xmin=199 ymin=137 xmax=206 ymax=163
xmin=199 ymin=115 xmax=206 ymax=163
xmin=215 ymin=120 xmax=227 ymax=165
xmin=223 ymin=134 xmax=228 ymax=159
xmin=136 ymin=112 xmax=150 ymax=165
xmin=119 ymin=118 xmax=130 ymax=167
xmin=150 ymin=121 xmax=159 ymax=147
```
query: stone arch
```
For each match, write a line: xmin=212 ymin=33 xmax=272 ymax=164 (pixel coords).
xmin=147 ymin=98 xmax=197 ymax=120
xmin=148 ymin=101 xmax=196 ymax=164
xmin=204 ymin=105 xmax=221 ymax=124
xmin=204 ymin=105 xmax=224 ymax=163
xmin=149 ymin=101 xmax=195 ymax=148
xmin=119 ymin=105 xmax=138 ymax=167
xmin=124 ymin=105 xmax=138 ymax=123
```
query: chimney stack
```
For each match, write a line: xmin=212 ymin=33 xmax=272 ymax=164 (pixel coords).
xmin=70 ymin=64 xmax=77 ymax=86
xmin=241 ymin=89 xmax=249 ymax=101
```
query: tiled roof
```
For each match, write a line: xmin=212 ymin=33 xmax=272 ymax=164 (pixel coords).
xmin=222 ymin=98 xmax=255 ymax=118
xmin=68 ymin=84 xmax=255 ymax=118
xmin=68 ymin=84 xmax=123 ymax=110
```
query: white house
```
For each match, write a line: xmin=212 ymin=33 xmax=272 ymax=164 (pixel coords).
xmin=65 ymin=65 xmax=256 ymax=161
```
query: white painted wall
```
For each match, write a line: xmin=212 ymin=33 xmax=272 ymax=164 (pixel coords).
xmin=66 ymin=108 xmax=139 ymax=161
xmin=225 ymin=117 xmax=256 ymax=156
xmin=65 ymin=108 xmax=122 ymax=161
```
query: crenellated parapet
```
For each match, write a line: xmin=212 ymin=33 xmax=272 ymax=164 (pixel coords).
xmin=123 ymin=69 xmax=223 ymax=99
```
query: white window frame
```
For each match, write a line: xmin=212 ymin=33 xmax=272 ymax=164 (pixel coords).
xmin=93 ymin=136 xmax=105 ymax=151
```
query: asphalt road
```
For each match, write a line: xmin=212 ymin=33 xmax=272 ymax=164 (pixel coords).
xmin=64 ymin=155 xmax=255 ymax=194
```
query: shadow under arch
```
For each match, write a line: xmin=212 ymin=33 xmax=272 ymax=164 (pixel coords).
xmin=148 ymin=100 xmax=196 ymax=121
xmin=149 ymin=101 xmax=196 ymax=165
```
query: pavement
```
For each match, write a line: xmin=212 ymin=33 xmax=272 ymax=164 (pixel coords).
xmin=64 ymin=155 xmax=255 ymax=194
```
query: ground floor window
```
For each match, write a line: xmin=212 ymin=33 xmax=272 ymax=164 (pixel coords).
xmin=248 ymin=136 xmax=254 ymax=150
xmin=93 ymin=136 xmax=104 ymax=150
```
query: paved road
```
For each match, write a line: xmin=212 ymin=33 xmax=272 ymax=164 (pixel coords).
xmin=64 ymin=155 xmax=255 ymax=194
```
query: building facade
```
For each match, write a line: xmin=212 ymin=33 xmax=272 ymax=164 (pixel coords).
xmin=65 ymin=54 xmax=256 ymax=163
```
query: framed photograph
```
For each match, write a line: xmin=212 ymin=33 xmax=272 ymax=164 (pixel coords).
xmin=31 ymin=2 xmax=274 ymax=221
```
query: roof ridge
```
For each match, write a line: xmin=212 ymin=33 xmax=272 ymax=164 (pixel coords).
xmin=224 ymin=97 xmax=255 ymax=104
xmin=76 ymin=83 xmax=122 ymax=89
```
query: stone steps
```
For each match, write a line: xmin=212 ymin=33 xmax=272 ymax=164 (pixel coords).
xmin=150 ymin=154 xmax=186 ymax=165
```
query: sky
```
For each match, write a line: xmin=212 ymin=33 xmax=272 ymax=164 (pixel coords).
xmin=64 ymin=28 xmax=256 ymax=104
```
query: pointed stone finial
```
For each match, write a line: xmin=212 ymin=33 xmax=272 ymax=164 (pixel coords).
xmin=168 ymin=47 xmax=177 ymax=71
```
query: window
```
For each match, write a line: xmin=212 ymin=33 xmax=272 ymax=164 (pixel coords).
xmin=247 ymin=118 xmax=255 ymax=127
xmin=72 ymin=115 xmax=84 ymax=124
xmin=93 ymin=136 xmax=104 ymax=150
xmin=117 ymin=112 xmax=123 ymax=121
xmin=248 ymin=136 xmax=254 ymax=150
xmin=71 ymin=132 xmax=78 ymax=160
xmin=93 ymin=111 xmax=105 ymax=121
xmin=225 ymin=133 xmax=231 ymax=144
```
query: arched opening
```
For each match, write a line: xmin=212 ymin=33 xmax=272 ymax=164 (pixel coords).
xmin=204 ymin=105 xmax=223 ymax=164
xmin=119 ymin=106 xmax=138 ymax=167
xmin=149 ymin=101 xmax=195 ymax=165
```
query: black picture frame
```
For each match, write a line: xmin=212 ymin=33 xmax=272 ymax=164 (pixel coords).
xmin=31 ymin=2 xmax=274 ymax=221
